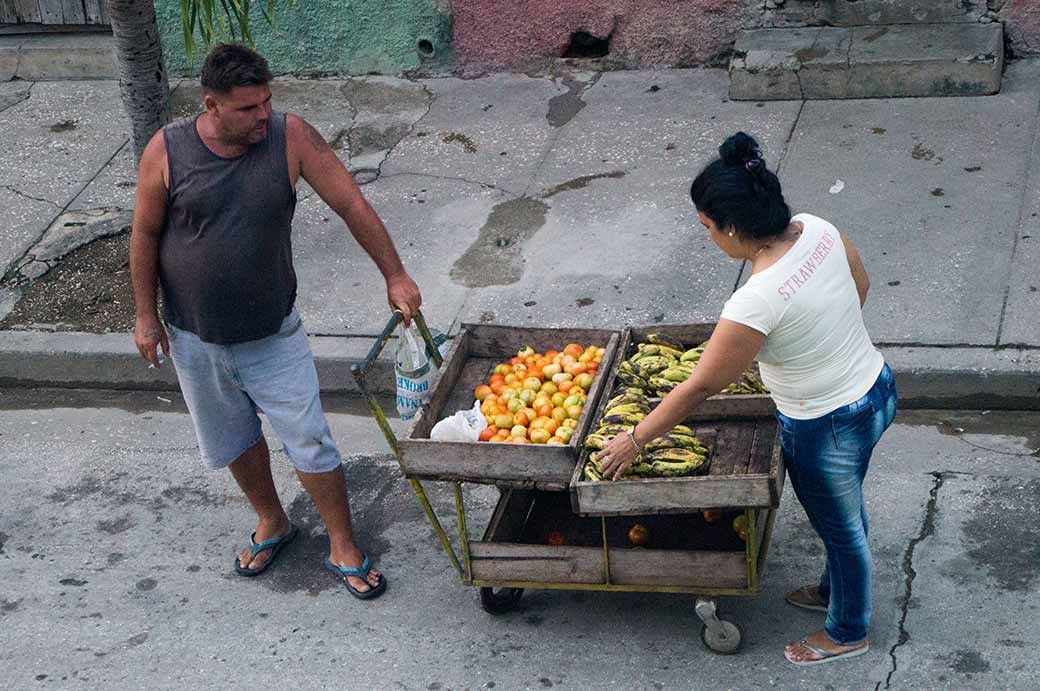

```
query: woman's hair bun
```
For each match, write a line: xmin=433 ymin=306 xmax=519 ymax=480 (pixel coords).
xmin=719 ymin=131 xmax=763 ymax=170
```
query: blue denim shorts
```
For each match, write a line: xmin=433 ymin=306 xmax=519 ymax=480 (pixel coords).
xmin=167 ymin=308 xmax=342 ymax=473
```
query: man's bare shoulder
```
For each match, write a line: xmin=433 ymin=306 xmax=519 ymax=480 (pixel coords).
xmin=285 ymin=113 xmax=331 ymax=155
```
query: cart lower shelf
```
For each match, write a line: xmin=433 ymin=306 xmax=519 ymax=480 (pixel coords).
xmin=462 ymin=489 xmax=776 ymax=654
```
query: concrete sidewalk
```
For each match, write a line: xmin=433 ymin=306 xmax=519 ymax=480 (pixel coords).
xmin=0 ymin=63 xmax=1038 ymax=402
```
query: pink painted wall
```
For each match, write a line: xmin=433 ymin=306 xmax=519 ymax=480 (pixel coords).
xmin=451 ymin=0 xmax=743 ymax=68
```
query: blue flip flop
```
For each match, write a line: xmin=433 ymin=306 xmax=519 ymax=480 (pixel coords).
xmin=323 ymin=554 xmax=387 ymax=600
xmin=234 ymin=526 xmax=298 ymax=577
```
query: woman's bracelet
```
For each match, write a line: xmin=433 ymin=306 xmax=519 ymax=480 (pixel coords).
xmin=626 ymin=429 xmax=643 ymax=455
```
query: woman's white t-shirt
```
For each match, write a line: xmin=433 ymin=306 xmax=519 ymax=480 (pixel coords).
xmin=719 ymin=213 xmax=884 ymax=420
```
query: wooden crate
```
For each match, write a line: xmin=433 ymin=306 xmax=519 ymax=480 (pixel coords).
xmin=398 ymin=324 xmax=621 ymax=489
xmin=620 ymin=323 xmax=776 ymax=420
xmin=570 ymin=411 xmax=785 ymax=516
xmin=470 ymin=490 xmax=767 ymax=592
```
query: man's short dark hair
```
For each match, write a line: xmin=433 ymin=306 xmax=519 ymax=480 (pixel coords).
xmin=200 ymin=44 xmax=273 ymax=93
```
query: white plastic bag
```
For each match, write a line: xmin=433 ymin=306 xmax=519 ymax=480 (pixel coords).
xmin=395 ymin=322 xmax=448 ymax=420
xmin=430 ymin=400 xmax=488 ymax=442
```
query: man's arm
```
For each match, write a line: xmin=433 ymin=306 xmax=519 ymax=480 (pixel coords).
xmin=841 ymin=231 xmax=870 ymax=307
xmin=130 ymin=131 xmax=170 ymax=367
xmin=286 ymin=113 xmax=421 ymax=323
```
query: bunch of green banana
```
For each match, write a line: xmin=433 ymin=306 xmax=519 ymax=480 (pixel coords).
xmin=630 ymin=343 xmax=684 ymax=362
xmin=643 ymin=333 xmax=685 ymax=351
xmin=583 ymin=421 xmax=711 ymax=480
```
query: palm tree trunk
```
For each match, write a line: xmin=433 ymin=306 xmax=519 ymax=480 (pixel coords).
xmin=108 ymin=0 xmax=172 ymax=164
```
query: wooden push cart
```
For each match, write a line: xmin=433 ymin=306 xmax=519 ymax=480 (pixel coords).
xmin=353 ymin=314 xmax=785 ymax=654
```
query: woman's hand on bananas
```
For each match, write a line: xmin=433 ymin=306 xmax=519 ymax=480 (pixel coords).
xmin=597 ymin=429 xmax=643 ymax=481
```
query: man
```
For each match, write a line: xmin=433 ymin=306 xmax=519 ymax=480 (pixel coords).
xmin=130 ymin=44 xmax=420 ymax=599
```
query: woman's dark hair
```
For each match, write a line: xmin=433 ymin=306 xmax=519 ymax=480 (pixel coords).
xmin=690 ymin=132 xmax=791 ymax=240
xmin=201 ymin=43 xmax=273 ymax=94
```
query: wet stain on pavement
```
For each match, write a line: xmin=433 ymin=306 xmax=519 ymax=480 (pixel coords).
xmin=136 ymin=578 xmax=157 ymax=591
xmin=450 ymin=197 xmax=549 ymax=287
xmin=107 ymin=553 xmax=125 ymax=565
xmin=947 ymin=649 xmax=991 ymax=674
xmin=964 ymin=165 xmax=982 ymax=172
xmin=862 ymin=28 xmax=889 ymax=43
xmin=1 ymin=598 xmax=21 ymax=614
xmin=962 ymin=478 xmax=1040 ymax=592
xmin=547 ymin=74 xmax=600 ymax=128
xmin=60 ymin=578 xmax=87 ymax=587
xmin=931 ymin=188 xmax=945 ymax=197
xmin=541 ymin=171 xmax=625 ymax=199
xmin=49 ymin=119 xmax=77 ymax=133
xmin=161 ymin=485 xmax=230 ymax=508
xmin=0 ymin=530 xmax=7 ymax=553
xmin=126 ymin=632 xmax=149 ymax=647
xmin=97 ymin=515 xmax=135 ymax=535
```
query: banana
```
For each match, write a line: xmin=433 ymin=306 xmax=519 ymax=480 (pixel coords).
xmin=628 ymin=356 xmax=675 ymax=376
xmin=644 ymin=434 xmax=708 ymax=453
xmin=595 ymin=423 xmax=634 ymax=437
xmin=671 ymin=424 xmax=697 ymax=437
xmin=615 ymin=369 xmax=648 ymax=388
xmin=647 ymin=448 xmax=706 ymax=464
xmin=613 ymin=386 xmax=646 ymax=398
xmin=626 ymin=462 xmax=656 ymax=477
xmin=680 ymin=347 xmax=705 ymax=363
xmin=603 ymin=402 xmax=650 ymax=418
xmin=644 ymin=333 xmax=685 ymax=351
xmin=742 ymin=370 xmax=768 ymax=393
xmin=606 ymin=392 xmax=649 ymax=410
xmin=649 ymin=376 xmax=678 ymax=394
xmin=660 ymin=367 xmax=692 ymax=383
xmin=584 ymin=462 xmax=603 ymax=481
xmin=583 ymin=434 xmax=612 ymax=451
xmin=649 ymin=459 xmax=706 ymax=477
xmin=602 ymin=412 xmax=645 ymax=426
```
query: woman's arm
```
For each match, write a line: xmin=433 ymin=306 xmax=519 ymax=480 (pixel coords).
xmin=841 ymin=231 xmax=870 ymax=307
xmin=597 ymin=319 xmax=766 ymax=480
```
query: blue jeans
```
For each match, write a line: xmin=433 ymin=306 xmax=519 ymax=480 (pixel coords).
xmin=776 ymin=363 xmax=897 ymax=646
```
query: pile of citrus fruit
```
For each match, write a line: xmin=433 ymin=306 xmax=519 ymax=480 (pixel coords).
xmin=475 ymin=343 xmax=606 ymax=444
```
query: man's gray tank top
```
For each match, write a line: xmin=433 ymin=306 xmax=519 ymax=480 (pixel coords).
xmin=160 ymin=112 xmax=297 ymax=344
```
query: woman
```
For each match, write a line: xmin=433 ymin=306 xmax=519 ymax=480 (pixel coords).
xmin=598 ymin=132 xmax=897 ymax=666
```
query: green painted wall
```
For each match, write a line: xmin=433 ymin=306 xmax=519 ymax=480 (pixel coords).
xmin=155 ymin=0 xmax=453 ymax=76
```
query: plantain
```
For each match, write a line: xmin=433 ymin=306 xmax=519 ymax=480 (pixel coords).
xmin=603 ymin=402 xmax=651 ymax=418
xmin=583 ymin=434 xmax=612 ymax=451
xmin=660 ymin=367 xmax=692 ymax=383
xmin=671 ymin=424 xmax=697 ymax=437
xmin=680 ymin=347 xmax=705 ymax=363
xmin=645 ymin=434 xmax=708 ymax=453
xmin=649 ymin=376 xmax=678 ymax=394
xmin=626 ymin=462 xmax=656 ymax=477
xmin=612 ymin=386 xmax=646 ymax=398
xmin=649 ymin=459 xmax=706 ymax=477
xmin=602 ymin=412 xmax=645 ymax=426
xmin=628 ymin=356 xmax=675 ymax=376
xmin=644 ymin=333 xmax=685 ymax=351
xmin=647 ymin=448 xmax=707 ymax=464
xmin=606 ymin=392 xmax=649 ymax=410
xmin=595 ymin=423 xmax=634 ymax=437
xmin=742 ymin=370 xmax=768 ymax=393
xmin=615 ymin=369 xmax=648 ymax=388
xmin=583 ymin=462 xmax=603 ymax=481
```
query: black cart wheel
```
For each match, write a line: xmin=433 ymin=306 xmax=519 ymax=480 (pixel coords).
xmin=479 ymin=587 xmax=524 ymax=614
xmin=700 ymin=620 xmax=744 ymax=655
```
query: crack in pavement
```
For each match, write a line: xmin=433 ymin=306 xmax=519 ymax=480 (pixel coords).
xmin=378 ymin=171 xmax=510 ymax=194
xmin=877 ymin=471 xmax=949 ymax=691
xmin=358 ymin=79 xmax=435 ymax=187
xmin=2 ymin=185 xmax=61 ymax=209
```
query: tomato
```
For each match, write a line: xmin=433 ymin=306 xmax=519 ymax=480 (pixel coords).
xmin=564 ymin=343 xmax=583 ymax=358
xmin=542 ymin=363 xmax=562 ymax=378
xmin=493 ymin=414 xmax=514 ymax=429
xmin=628 ymin=523 xmax=649 ymax=546
xmin=578 ymin=352 xmax=594 ymax=363
xmin=555 ymin=426 xmax=574 ymax=443
xmin=494 ymin=364 xmax=511 ymax=376
xmin=566 ymin=404 xmax=583 ymax=420
xmin=539 ymin=381 xmax=557 ymax=396
xmin=513 ymin=411 xmax=530 ymax=428
xmin=558 ymin=380 xmax=574 ymax=394
xmin=536 ymin=402 xmax=553 ymax=418
xmin=544 ymin=350 xmax=559 ymax=359
xmin=489 ymin=373 xmax=505 ymax=385
xmin=507 ymin=398 xmax=523 ymax=414
xmin=561 ymin=354 xmax=577 ymax=367
xmin=474 ymin=385 xmax=493 ymax=401
xmin=551 ymin=372 xmax=573 ymax=386
xmin=547 ymin=530 xmax=566 ymax=545
xmin=518 ymin=389 xmax=536 ymax=405
xmin=561 ymin=418 xmax=578 ymax=429
xmin=546 ymin=436 xmax=567 ymax=446
xmin=569 ymin=363 xmax=588 ymax=377
xmin=563 ymin=394 xmax=583 ymax=408
xmin=702 ymin=509 xmax=722 ymax=524
xmin=503 ymin=373 xmax=519 ymax=386
xmin=733 ymin=515 xmax=749 ymax=542
xmin=510 ymin=425 xmax=528 ymax=438
xmin=479 ymin=427 xmax=496 ymax=442
xmin=543 ymin=419 xmax=559 ymax=435
xmin=509 ymin=436 xmax=530 ymax=444
xmin=552 ymin=407 xmax=569 ymax=423
xmin=529 ymin=428 xmax=551 ymax=444
xmin=574 ymin=373 xmax=594 ymax=391
xmin=596 ymin=347 xmax=606 ymax=358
